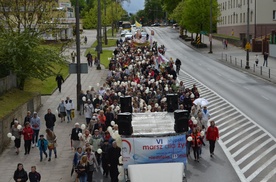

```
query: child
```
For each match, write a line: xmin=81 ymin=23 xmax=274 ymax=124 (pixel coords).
xmin=37 ymin=134 xmax=48 ymax=161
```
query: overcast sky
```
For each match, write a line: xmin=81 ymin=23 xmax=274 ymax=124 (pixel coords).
xmin=122 ymin=0 xmax=145 ymax=14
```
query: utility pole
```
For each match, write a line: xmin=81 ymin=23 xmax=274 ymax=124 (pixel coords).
xmin=245 ymin=0 xmax=250 ymax=69
xmin=97 ymin=0 xmax=102 ymax=70
xmin=76 ymin=0 xmax=81 ymax=111
xmin=104 ymin=0 xmax=107 ymax=45
xmin=209 ymin=0 xmax=213 ymax=54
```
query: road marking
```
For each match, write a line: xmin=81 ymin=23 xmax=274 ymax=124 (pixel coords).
xmin=216 ymin=73 xmax=222 ymax=77
xmin=246 ymin=155 xmax=276 ymax=182
xmin=228 ymin=79 xmax=234 ymax=82
xmin=261 ymin=95 xmax=269 ymax=100
xmin=221 ymin=124 xmax=256 ymax=142
xmin=212 ymin=109 xmax=238 ymax=121
xmin=237 ymin=138 xmax=273 ymax=165
xmin=178 ymin=69 xmax=276 ymax=182
xmin=214 ymin=111 xmax=240 ymax=125
xmin=217 ymin=115 xmax=244 ymax=128
xmin=208 ymin=103 xmax=229 ymax=112
xmin=260 ymin=168 xmax=276 ymax=182
xmin=220 ymin=120 xmax=250 ymax=133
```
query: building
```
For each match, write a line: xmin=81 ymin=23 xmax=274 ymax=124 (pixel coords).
xmin=217 ymin=0 xmax=276 ymax=41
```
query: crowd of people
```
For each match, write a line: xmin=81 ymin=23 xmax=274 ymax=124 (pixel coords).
xmin=10 ymin=33 xmax=220 ymax=182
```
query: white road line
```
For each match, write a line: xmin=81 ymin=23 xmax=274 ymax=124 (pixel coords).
xmin=244 ymin=86 xmax=249 ymax=90
xmin=241 ymin=144 xmax=276 ymax=173
xmin=260 ymin=168 xmax=276 ymax=182
xmin=228 ymin=79 xmax=234 ymax=82
xmin=212 ymin=109 xmax=238 ymax=122
xmin=222 ymin=119 xmax=251 ymax=145
xmin=207 ymin=97 xmax=222 ymax=104
xmin=261 ymin=95 xmax=269 ymax=100
xmin=203 ymin=94 xmax=217 ymax=100
xmin=220 ymin=120 xmax=250 ymax=133
xmin=228 ymin=131 xmax=265 ymax=151
xmin=217 ymin=115 xmax=244 ymax=128
xmin=214 ymin=110 xmax=240 ymax=125
xmin=211 ymin=107 xmax=235 ymax=116
xmin=216 ymin=73 xmax=222 ymax=77
xmin=237 ymin=138 xmax=273 ymax=165
xmin=221 ymin=122 xmax=253 ymax=141
xmin=232 ymin=130 xmax=266 ymax=158
xmin=208 ymin=103 xmax=229 ymax=112
xmin=246 ymin=155 xmax=276 ymax=182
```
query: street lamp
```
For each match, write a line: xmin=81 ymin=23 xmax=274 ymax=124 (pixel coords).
xmin=245 ymin=0 xmax=250 ymax=69
xmin=97 ymin=0 xmax=102 ymax=70
xmin=76 ymin=0 xmax=81 ymax=111
xmin=209 ymin=0 xmax=213 ymax=54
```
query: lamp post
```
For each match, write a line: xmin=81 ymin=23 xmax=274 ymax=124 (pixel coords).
xmin=209 ymin=0 xmax=213 ymax=54
xmin=104 ymin=0 xmax=107 ymax=45
xmin=245 ymin=0 xmax=250 ymax=69
xmin=97 ymin=0 xmax=102 ymax=70
xmin=76 ymin=0 xmax=81 ymax=111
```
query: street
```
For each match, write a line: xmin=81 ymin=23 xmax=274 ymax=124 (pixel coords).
xmin=146 ymin=26 xmax=276 ymax=182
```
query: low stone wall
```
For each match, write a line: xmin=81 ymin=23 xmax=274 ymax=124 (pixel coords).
xmin=212 ymin=35 xmax=242 ymax=47
xmin=0 ymin=74 xmax=17 ymax=95
xmin=0 ymin=94 xmax=42 ymax=154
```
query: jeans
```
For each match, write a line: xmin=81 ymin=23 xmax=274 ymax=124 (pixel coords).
xmin=32 ymin=129 xmax=40 ymax=144
xmin=49 ymin=147 xmax=57 ymax=158
xmin=66 ymin=110 xmax=71 ymax=122
xmin=40 ymin=149 xmax=47 ymax=160
xmin=192 ymin=146 xmax=200 ymax=160
xmin=78 ymin=174 xmax=87 ymax=182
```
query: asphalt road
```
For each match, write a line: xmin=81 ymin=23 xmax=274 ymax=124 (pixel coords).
xmin=146 ymin=26 xmax=276 ymax=182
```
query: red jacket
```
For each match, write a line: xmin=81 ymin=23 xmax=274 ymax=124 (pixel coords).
xmin=191 ymin=133 xmax=202 ymax=147
xmin=206 ymin=126 xmax=219 ymax=141
xmin=22 ymin=127 xmax=34 ymax=140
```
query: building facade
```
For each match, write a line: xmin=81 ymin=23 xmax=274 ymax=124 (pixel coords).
xmin=217 ymin=0 xmax=276 ymax=40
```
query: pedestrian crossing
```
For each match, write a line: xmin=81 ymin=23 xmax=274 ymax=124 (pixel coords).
xmin=177 ymin=71 xmax=276 ymax=182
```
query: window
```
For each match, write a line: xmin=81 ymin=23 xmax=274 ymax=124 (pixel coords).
xmin=236 ymin=14 xmax=238 ymax=24
xmin=273 ymin=10 xmax=276 ymax=20
xmin=240 ymin=13 xmax=242 ymax=23
xmin=243 ymin=13 xmax=245 ymax=23
xmin=250 ymin=11 xmax=253 ymax=22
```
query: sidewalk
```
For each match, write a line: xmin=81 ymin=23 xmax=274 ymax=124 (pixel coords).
xmin=180 ymin=32 xmax=276 ymax=83
xmin=0 ymin=30 xmax=109 ymax=182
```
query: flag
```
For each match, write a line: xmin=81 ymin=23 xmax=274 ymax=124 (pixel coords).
xmin=135 ymin=21 xmax=142 ymax=28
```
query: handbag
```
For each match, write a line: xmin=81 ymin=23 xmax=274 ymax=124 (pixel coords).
xmin=48 ymin=143 xmax=54 ymax=150
xmin=88 ymin=163 xmax=95 ymax=172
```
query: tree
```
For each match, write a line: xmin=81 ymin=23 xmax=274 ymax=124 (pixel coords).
xmin=163 ymin=0 xmax=182 ymax=15
xmin=0 ymin=0 xmax=67 ymax=89
xmin=144 ymin=0 xmax=164 ymax=25
xmin=182 ymin=0 xmax=219 ymax=42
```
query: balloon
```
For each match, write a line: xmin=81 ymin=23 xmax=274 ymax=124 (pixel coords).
xmin=11 ymin=136 xmax=16 ymax=141
xmin=81 ymin=124 xmax=86 ymax=130
xmin=200 ymin=131 xmax=205 ymax=137
xmin=107 ymin=126 xmax=113 ymax=133
xmin=97 ymin=148 xmax=103 ymax=154
xmin=82 ymin=96 xmax=86 ymax=102
xmin=119 ymin=156 xmax=123 ymax=163
xmin=187 ymin=136 xmax=192 ymax=142
xmin=118 ymin=92 xmax=121 ymax=96
xmin=111 ymin=121 xmax=115 ymax=126
xmin=88 ymin=86 xmax=92 ymax=90
xmin=97 ymin=83 xmax=100 ymax=87
xmin=17 ymin=125 xmax=22 ymax=130
xmin=118 ymin=173 xmax=124 ymax=181
xmin=78 ymin=133 xmax=83 ymax=137
xmin=118 ymin=165 xmax=124 ymax=173
xmin=7 ymin=133 xmax=12 ymax=138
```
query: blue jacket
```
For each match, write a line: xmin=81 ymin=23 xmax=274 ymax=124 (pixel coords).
xmin=37 ymin=138 xmax=48 ymax=151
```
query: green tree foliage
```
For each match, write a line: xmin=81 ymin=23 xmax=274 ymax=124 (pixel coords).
xmin=170 ymin=1 xmax=185 ymax=27
xmin=83 ymin=0 xmax=126 ymax=29
xmin=144 ymin=0 xmax=164 ymax=25
xmin=0 ymin=30 xmax=66 ymax=90
xmin=163 ymin=0 xmax=182 ymax=14
xmin=0 ymin=0 xmax=67 ymax=89
xmin=182 ymin=0 xmax=219 ymax=34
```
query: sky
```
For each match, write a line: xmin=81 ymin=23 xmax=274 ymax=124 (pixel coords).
xmin=122 ymin=0 xmax=145 ymax=14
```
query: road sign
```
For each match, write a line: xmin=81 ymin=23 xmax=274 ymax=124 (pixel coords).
xmin=245 ymin=42 xmax=251 ymax=50
xmin=69 ymin=63 xmax=88 ymax=74
xmin=200 ymin=31 xmax=207 ymax=35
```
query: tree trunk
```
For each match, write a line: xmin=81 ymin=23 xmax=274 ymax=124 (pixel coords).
xmin=17 ymin=76 xmax=25 ymax=90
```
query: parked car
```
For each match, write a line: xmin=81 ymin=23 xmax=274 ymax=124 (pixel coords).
xmin=151 ymin=23 xmax=160 ymax=27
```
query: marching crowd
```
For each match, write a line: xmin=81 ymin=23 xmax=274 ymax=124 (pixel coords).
xmin=10 ymin=34 xmax=219 ymax=182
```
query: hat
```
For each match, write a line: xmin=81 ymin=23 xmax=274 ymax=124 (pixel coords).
xmin=33 ymin=111 xmax=37 ymax=114
xmin=92 ymin=116 xmax=97 ymax=120
xmin=94 ymin=129 xmax=99 ymax=132
xmin=14 ymin=120 xmax=19 ymax=124
xmin=75 ymin=123 xmax=80 ymax=126
xmin=39 ymin=134 xmax=44 ymax=137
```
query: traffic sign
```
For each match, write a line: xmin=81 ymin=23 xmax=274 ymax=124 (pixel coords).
xmin=245 ymin=42 xmax=251 ymax=50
